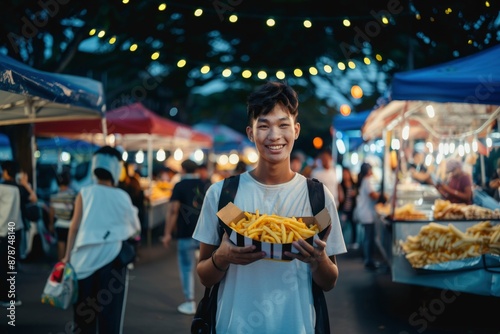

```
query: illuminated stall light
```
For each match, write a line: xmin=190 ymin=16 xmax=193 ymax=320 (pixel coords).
xmin=61 ymin=151 xmax=71 ymax=163
xmin=464 ymin=142 xmax=471 ymax=154
xmin=247 ymin=150 xmax=259 ymax=163
xmin=350 ymin=152 xmax=359 ymax=166
xmin=402 ymin=123 xmax=410 ymax=140
xmin=174 ymin=148 xmax=183 ymax=161
xmin=443 ymin=142 xmax=450 ymax=155
xmin=122 ymin=151 xmax=128 ymax=162
xmin=34 ymin=150 xmax=41 ymax=159
xmin=218 ymin=154 xmax=229 ymax=165
xmin=458 ymin=142 xmax=465 ymax=157
xmin=426 ymin=141 xmax=433 ymax=153
xmin=449 ymin=142 xmax=455 ymax=154
xmin=193 ymin=149 xmax=204 ymax=162
xmin=391 ymin=138 xmax=400 ymax=150
xmin=436 ymin=153 xmax=443 ymax=165
xmin=425 ymin=154 xmax=433 ymax=166
xmin=229 ymin=153 xmax=239 ymax=165
xmin=336 ymin=139 xmax=346 ymax=155
xmin=472 ymin=136 xmax=479 ymax=152
xmin=156 ymin=149 xmax=166 ymax=162
xmin=486 ymin=137 xmax=493 ymax=148
xmin=425 ymin=105 xmax=435 ymax=118
xmin=135 ymin=150 xmax=144 ymax=164
xmin=438 ymin=142 xmax=444 ymax=155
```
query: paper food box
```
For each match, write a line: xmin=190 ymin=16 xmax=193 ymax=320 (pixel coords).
xmin=216 ymin=202 xmax=331 ymax=261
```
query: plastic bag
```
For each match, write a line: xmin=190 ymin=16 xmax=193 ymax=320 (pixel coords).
xmin=41 ymin=262 xmax=78 ymax=310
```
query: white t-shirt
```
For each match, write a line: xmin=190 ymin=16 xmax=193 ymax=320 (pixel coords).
xmin=193 ymin=172 xmax=346 ymax=334
xmin=354 ymin=176 xmax=377 ymax=224
xmin=311 ymin=167 xmax=339 ymax=207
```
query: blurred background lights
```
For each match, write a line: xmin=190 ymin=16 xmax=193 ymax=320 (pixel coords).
xmin=156 ymin=149 xmax=166 ymax=161
xmin=350 ymin=85 xmax=363 ymax=99
xmin=193 ymin=149 xmax=204 ymax=162
xmin=135 ymin=150 xmax=144 ymax=164
xmin=174 ymin=148 xmax=183 ymax=161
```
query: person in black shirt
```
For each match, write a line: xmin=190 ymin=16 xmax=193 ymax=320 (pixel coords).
xmin=162 ymin=159 xmax=207 ymax=315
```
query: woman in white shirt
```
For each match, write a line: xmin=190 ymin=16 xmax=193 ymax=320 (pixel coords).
xmin=355 ymin=162 xmax=385 ymax=270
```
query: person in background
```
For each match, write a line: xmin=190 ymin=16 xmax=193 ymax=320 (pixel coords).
xmin=338 ymin=166 xmax=358 ymax=248
xmin=162 ymin=159 xmax=207 ymax=315
xmin=290 ymin=150 xmax=305 ymax=173
xmin=0 ymin=177 xmax=23 ymax=307
xmin=118 ymin=162 xmax=145 ymax=268
xmin=196 ymin=163 xmax=212 ymax=191
xmin=49 ymin=171 xmax=77 ymax=260
xmin=355 ymin=162 xmax=385 ymax=270
xmin=408 ymin=151 xmax=431 ymax=184
xmin=193 ymin=81 xmax=346 ymax=333
xmin=62 ymin=146 xmax=141 ymax=333
xmin=311 ymin=148 xmax=339 ymax=207
xmin=430 ymin=158 xmax=473 ymax=205
xmin=233 ymin=160 xmax=247 ymax=175
xmin=1 ymin=161 xmax=37 ymax=262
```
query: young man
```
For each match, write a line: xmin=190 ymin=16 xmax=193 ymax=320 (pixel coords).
xmin=193 ymin=81 xmax=346 ymax=333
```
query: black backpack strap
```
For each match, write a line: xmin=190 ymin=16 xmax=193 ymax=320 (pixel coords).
xmin=217 ymin=174 xmax=240 ymax=242
xmin=306 ymin=177 xmax=330 ymax=334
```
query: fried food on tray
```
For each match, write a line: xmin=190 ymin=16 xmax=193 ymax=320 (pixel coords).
xmin=399 ymin=221 xmax=500 ymax=268
xmin=228 ymin=210 xmax=319 ymax=244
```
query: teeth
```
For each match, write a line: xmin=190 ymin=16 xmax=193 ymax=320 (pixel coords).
xmin=268 ymin=145 xmax=284 ymax=150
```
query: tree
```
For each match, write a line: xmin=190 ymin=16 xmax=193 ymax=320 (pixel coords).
xmin=1 ymin=0 xmax=499 ymax=162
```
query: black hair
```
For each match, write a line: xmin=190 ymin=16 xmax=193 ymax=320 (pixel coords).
xmin=94 ymin=146 xmax=122 ymax=160
xmin=181 ymin=159 xmax=198 ymax=174
xmin=57 ymin=171 xmax=71 ymax=186
xmin=357 ymin=162 xmax=372 ymax=187
xmin=1 ymin=160 xmax=19 ymax=178
xmin=246 ymin=81 xmax=299 ymax=125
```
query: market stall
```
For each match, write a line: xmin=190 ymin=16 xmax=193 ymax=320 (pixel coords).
xmin=362 ymin=44 xmax=500 ymax=296
xmin=35 ymin=102 xmax=213 ymax=245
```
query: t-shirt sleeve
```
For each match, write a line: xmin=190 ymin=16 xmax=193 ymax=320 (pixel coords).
xmin=192 ymin=181 xmax=223 ymax=246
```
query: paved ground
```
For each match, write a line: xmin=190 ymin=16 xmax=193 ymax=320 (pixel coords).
xmin=1 ymin=233 xmax=500 ymax=334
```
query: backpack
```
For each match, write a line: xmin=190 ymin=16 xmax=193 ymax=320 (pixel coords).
xmin=222 ymin=174 xmax=330 ymax=333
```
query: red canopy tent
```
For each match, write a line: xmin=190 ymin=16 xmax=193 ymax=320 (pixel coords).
xmin=35 ymin=102 xmax=213 ymax=150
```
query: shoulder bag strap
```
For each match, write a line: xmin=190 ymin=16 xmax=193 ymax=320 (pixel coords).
xmin=306 ymin=177 xmax=331 ymax=334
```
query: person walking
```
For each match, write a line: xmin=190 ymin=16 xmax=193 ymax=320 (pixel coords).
xmin=49 ymin=171 xmax=77 ymax=260
xmin=162 ymin=159 xmax=208 ymax=315
xmin=354 ymin=162 xmax=385 ymax=270
xmin=62 ymin=146 xmax=141 ymax=334
xmin=338 ymin=166 xmax=358 ymax=248
xmin=311 ymin=148 xmax=340 ymax=207
xmin=192 ymin=81 xmax=346 ymax=333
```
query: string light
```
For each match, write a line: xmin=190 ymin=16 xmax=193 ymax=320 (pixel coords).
xmin=82 ymin=1 xmax=496 ymax=84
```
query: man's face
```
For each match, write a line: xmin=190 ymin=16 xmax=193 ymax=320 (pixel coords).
xmin=246 ymin=104 xmax=300 ymax=166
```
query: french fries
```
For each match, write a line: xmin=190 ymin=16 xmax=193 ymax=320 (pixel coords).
xmin=399 ymin=221 xmax=500 ymax=268
xmin=228 ymin=210 xmax=319 ymax=243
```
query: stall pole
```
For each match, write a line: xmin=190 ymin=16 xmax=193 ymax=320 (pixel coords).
xmin=147 ymin=135 xmax=154 ymax=247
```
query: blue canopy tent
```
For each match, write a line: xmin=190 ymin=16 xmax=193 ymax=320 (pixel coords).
xmin=0 ymin=53 xmax=106 ymax=126
xmin=361 ymin=44 xmax=500 ymax=297
xmin=0 ymin=53 xmax=106 ymax=191
xmin=363 ymin=44 xmax=500 ymax=141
